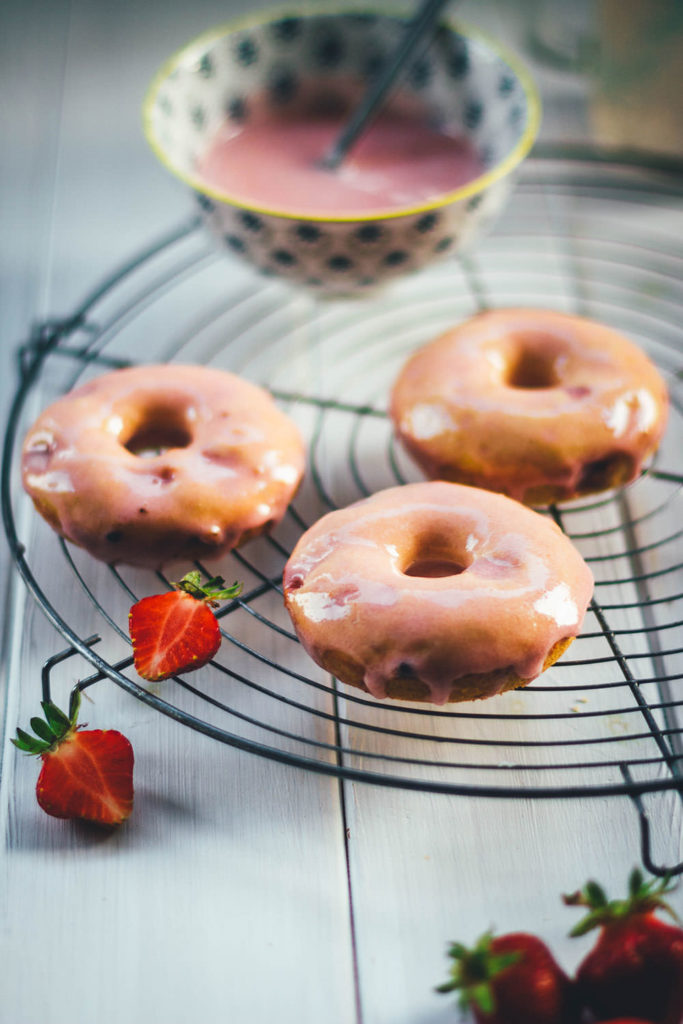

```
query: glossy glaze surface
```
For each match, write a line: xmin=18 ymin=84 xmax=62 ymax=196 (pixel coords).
xmin=390 ymin=308 xmax=669 ymax=503
xmin=196 ymin=107 xmax=484 ymax=215
xmin=283 ymin=481 xmax=594 ymax=704
xmin=22 ymin=364 xmax=305 ymax=567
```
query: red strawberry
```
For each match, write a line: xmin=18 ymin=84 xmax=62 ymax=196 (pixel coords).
xmin=12 ymin=689 xmax=134 ymax=826
xmin=436 ymin=930 xmax=578 ymax=1024
xmin=564 ymin=869 xmax=683 ymax=1024
xmin=128 ymin=570 xmax=242 ymax=681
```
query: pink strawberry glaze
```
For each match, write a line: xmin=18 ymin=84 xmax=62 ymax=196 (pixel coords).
xmin=22 ymin=364 xmax=305 ymax=568
xmin=283 ymin=481 xmax=594 ymax=705
xmin=390 ymin=308 xmax=669 ymax=504
xmin=195 ymin=107 xmax=483 ymax=216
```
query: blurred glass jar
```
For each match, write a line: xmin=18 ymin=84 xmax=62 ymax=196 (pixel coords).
xmin=527 ymin=0 xmax=598 ymax=72
xmin=528 ymin=0 xmax=683 ymax=157
xmin=591 ymin=0 xmax=683 ymax=157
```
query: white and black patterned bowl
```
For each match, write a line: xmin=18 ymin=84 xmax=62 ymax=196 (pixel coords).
xmin=143 ymin=6 xmax=540 ymax=294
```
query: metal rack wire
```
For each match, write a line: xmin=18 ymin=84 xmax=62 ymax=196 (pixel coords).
xmin=3 ymin=154 xmax=683 ymax=867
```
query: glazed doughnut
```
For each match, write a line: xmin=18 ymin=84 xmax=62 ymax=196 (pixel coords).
xmin=22 ymin=364 xmax=305 ymax=568
xmin=283 ymin=481 xmax=593 ymax=704
xmin=390 ymin=309 xmax=669 ymax=504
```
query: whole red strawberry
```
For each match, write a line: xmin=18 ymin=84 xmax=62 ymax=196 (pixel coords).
xmin=12 ymin=689 xmax=134 ymax=826
xmin=129 ymin=570 xmax=242 ymax=681
xmin=564 ymin=869 xmax=683 ymax=1024
xmin=436 ymin=930 xmax=578 ymax=1024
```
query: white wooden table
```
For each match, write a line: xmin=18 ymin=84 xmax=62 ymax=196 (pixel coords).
xmin=2 ymin=3 xmax=682 ymax=1023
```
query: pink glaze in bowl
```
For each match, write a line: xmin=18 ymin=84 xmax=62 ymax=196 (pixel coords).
xmin=143 ymin=6 xmax=540 ymax=294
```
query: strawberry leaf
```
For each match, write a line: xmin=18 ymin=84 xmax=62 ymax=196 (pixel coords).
xmin=68 ymin=688 xmax=82 ymax=724
xmin=567 ymin=869 xmax=681 ymax=935
xmin=629 ymin=867 xmax=645 ymax=898
xmin=41 ymin=700 xmax=71 ymax=735
xmin=489 ymin=951 xmax=521 ymax=973
xmin=30 ymin=716 xmax=56 ymax=745
xmin=176 ymin=569 xmax=203 ymax=593
xmin=203 ymin=576 xmax=243 ymax=600
xmin=568 ymin=907 xmax=609 ymax=937
xmin=14 ymin=694 xmax=79 ymax=756
xmin=471 ymin=982 xmax=495 ymax=1015
xmin=585 ymin=880 xmax=608 ymax=907
xmin=174 ymin=571 xmax=243 ymax=603
xmin=436 ymin=931 xmax=518 ymax=1014
xmin=12 ymin=728 xmax=49 ymax=755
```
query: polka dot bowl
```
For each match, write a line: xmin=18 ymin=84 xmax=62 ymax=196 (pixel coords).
xmin=143 ymin=7 xmax=540 ymax=295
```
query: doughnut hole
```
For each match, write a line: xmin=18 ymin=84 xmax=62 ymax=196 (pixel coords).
xmin=505 ymin=339 xmax=562 ymax=389
xmin=122 ymin=403 xmax=194 ymax=457
xmin=404 ymin=557 xmax=469 ymax=578
xmin=401 ymin=528 xmax=474 ymax=579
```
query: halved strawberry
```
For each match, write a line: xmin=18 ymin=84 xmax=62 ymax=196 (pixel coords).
xmin=12 ymin=689 xmax=134 ymax=826
xmin=128 ymin=570 xmax=242 ymax=681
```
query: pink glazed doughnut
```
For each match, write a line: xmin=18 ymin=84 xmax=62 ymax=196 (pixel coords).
xmin=390 ymin=309 xmax=669 ymax=504
xmin=22 ymin=364 xmax=305 ymax=568
xmin=283 ymin=481 xmax=594 ymax=704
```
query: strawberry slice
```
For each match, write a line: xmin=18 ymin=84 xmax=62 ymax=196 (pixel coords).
xmin=128 ymin=570 xmax=242 ymax=681
xmin=12 ymin=689 xmax=134 ymax=826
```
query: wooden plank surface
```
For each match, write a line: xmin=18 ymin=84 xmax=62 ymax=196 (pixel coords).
xmin=1 ymin=3 xmax=358 ymax=1021
xmin=1 ymin=2 xmax=682 ymax=1024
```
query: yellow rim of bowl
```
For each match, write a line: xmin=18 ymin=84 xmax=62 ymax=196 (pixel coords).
xmin=142 ymin=2 xmax=542 ymax=223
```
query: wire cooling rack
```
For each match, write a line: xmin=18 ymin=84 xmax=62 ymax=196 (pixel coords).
xmin=3 ymin=153 xmax=683 ymax=847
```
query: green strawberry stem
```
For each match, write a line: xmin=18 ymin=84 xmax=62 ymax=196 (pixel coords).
xmin=563 ymin=867 xmax=680 ymax=936
xmin=174 ymin=570 xmax=243 ymax=604
xmin=435 ymin=932 xmax=520 ymax=1015
xmin=12 ymin=688 xmax=82 ymax=756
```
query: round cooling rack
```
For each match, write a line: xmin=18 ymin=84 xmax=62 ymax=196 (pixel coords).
xmin=3 ymin=152 xmax=683 ymax=825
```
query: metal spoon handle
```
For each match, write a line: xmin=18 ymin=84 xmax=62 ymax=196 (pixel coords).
xmin=320 ymin=0 xmax=452 ymax=171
